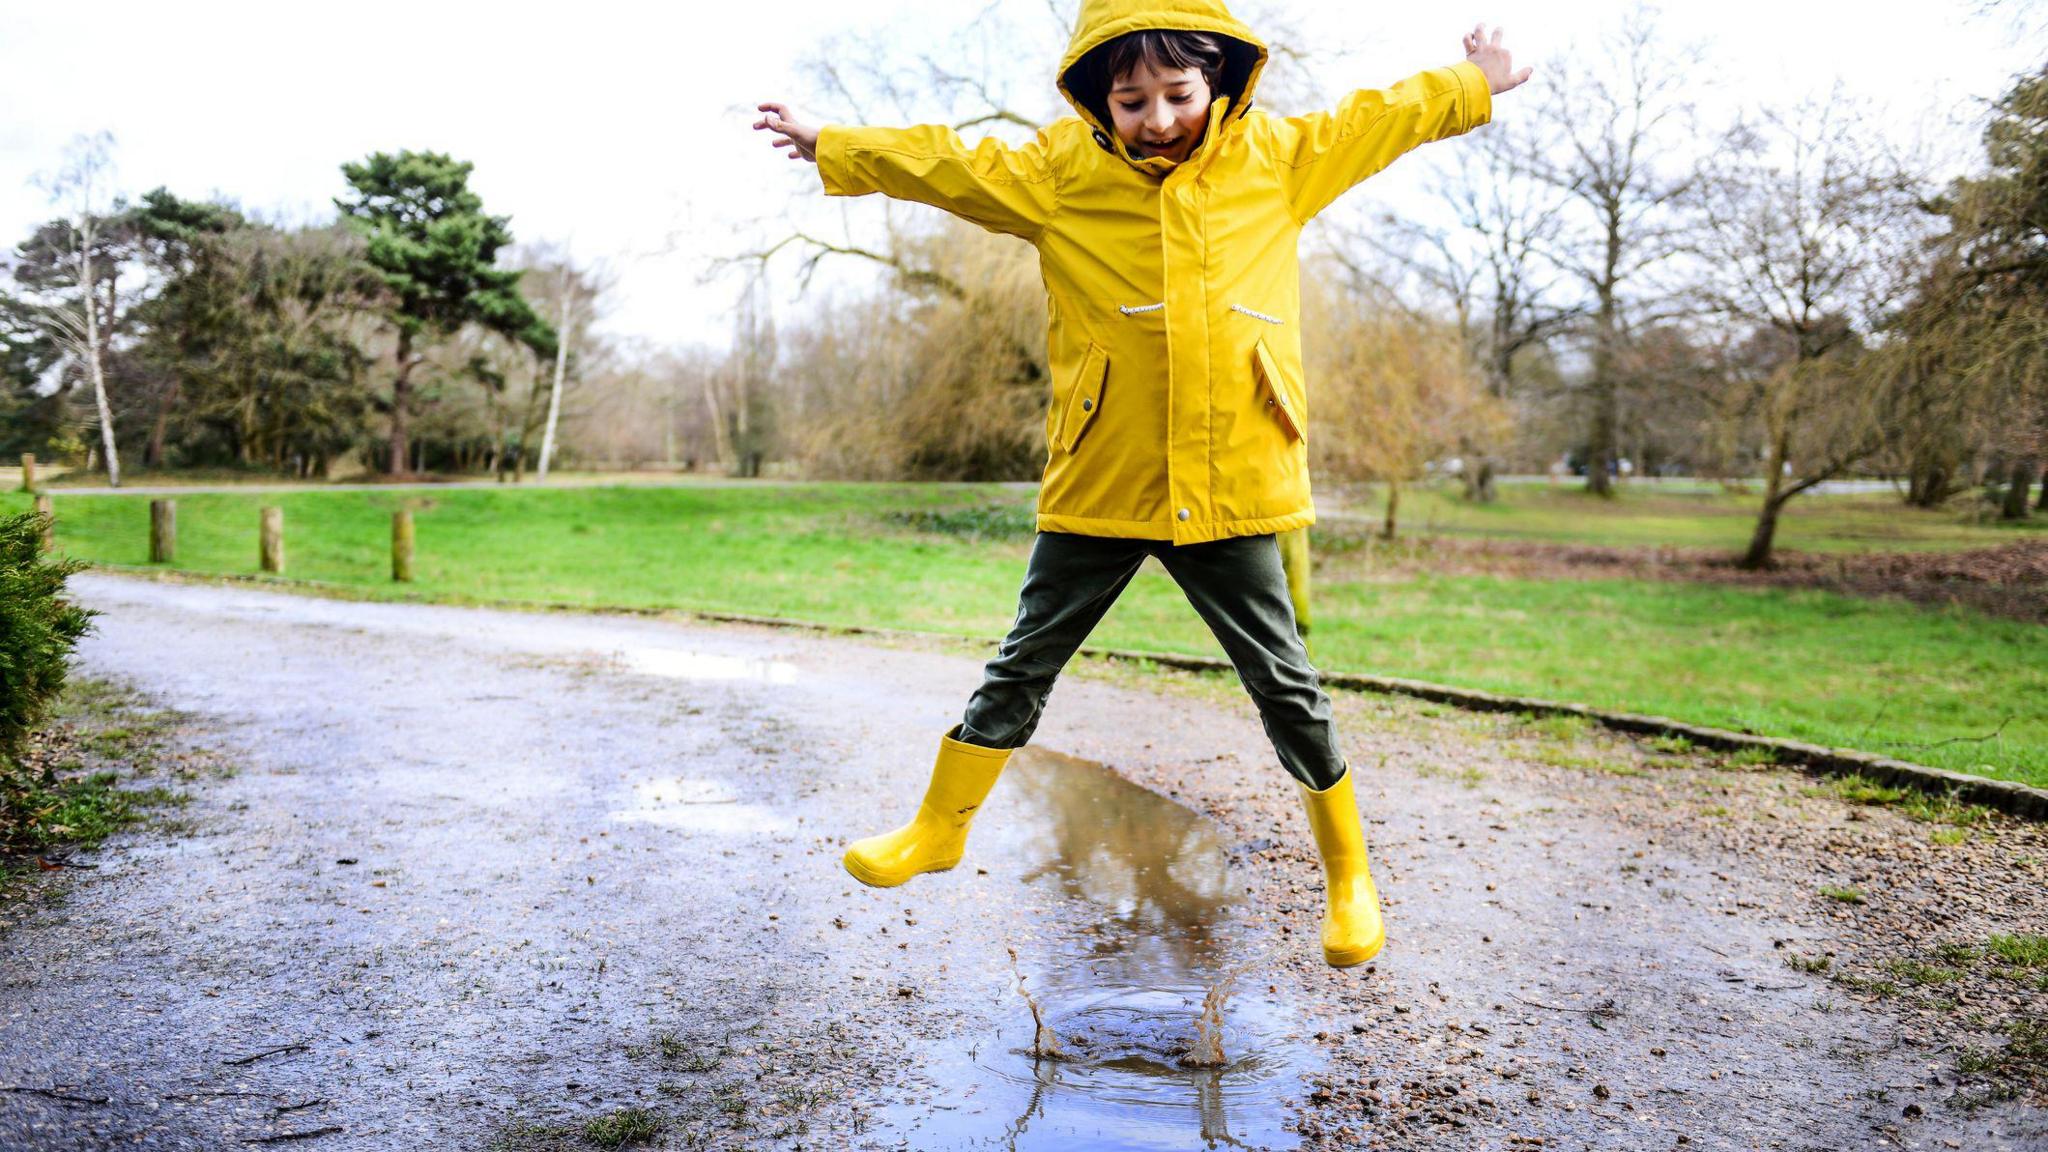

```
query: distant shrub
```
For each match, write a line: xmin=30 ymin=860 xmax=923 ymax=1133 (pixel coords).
xmin=0 ymin=510 xmax=93 ymax=761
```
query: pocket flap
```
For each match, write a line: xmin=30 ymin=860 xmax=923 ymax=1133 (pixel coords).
xmin=1253 ymin=340 xmax=1306 ymax=443
xmin=1059 ymin=342 xmax=1109 ymax=453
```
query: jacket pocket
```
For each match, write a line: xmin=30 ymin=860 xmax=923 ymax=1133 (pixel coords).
xmin=1058 ymin=342 xmax=1109 ymax=453
xmin=1253 ymin=339 xmax=1306 ymax=443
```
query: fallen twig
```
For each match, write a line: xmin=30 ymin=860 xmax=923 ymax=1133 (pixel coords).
xmin=1875 ymin=718 xmax=2011 ymax=752
xmin=1 ymin=1085 xmax=110 ymax=1105
xmin=272 ymin=1099 xmax=327 ymax=1115
xmin=222 ymin=1043 xmax=308 ymax=1067
xmin=245 ymin=1126 xmax=343 ymax=1144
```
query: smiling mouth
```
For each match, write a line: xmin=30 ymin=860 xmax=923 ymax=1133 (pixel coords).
xmin=1141 ymin=138 xmax=1183 ymax=154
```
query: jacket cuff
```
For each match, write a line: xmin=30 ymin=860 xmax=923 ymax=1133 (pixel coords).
xmin=1448 ymin=60 xmax=1494 ymax=130
xmin=815 ymin=124 xmax=857 ymax=196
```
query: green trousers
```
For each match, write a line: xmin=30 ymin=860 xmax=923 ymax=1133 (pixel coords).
xmin=958 ymin=531 xmax=1347 ymax=790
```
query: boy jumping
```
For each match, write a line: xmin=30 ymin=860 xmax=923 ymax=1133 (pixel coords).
xmin=755 ymin=1 xmax=1530 ymax=968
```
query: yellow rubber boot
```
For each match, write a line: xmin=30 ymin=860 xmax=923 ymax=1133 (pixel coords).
xmin=1296 ymin=765 xmax=1386 ymax=967
xmin=843 ymin=729 xmax=1012 ymax=888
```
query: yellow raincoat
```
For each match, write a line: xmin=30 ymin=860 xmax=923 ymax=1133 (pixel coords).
xmin=816 ymin=0 xmax=1492 ymax=544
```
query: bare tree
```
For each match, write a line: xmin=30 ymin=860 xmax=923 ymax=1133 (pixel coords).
xmin=1531 ymin=5 xmax=1697 ymax=497
xmin=1330 ymin=114 xmax=1577 ymax=499
xmin=1306 ymin=255 xmax=1511 ymax=538
xmin=29 ymin=133 xmax=126 ymax=487
xmin=1689 ymin=94 xmax=1927 ymax=567
xmin=526 ymin=247 xmax=611 ymax=479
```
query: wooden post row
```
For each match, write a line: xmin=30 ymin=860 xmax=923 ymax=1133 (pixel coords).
xmin=1277 ymin=526 xmax=1312 ymax=637
xmin=392 ymin=510 xmax=414 ymax=582
xmin=149 ymin=500 xmax=175 ymax=564
xmin=33 ymin=494 xmax=52 ymax=552
xmin=19 ymin=453 xmax=34 ymax=493
xmin=260 ymin=506 xmax=284 ymax=574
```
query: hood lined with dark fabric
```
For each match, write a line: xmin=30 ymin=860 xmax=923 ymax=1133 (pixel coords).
xmin=1056 ymin=0 xmax=1268 ymax=172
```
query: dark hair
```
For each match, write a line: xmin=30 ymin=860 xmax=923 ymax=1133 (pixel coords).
xmin=1073 ymin=30 xmax=1229 ymax=126
xmin=1099 ymin=30 xmax=1227 ymax=93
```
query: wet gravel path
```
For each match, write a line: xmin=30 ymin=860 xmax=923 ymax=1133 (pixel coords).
xmin=1 ymin=572 xmax=2042 ymax=1150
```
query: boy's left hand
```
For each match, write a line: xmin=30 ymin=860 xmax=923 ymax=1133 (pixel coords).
xmin=1462 ymin=24 xmax=1533 ymax=94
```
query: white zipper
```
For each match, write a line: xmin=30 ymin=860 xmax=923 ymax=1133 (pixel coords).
xmin=1118 ymin=302 xmax=1165 ymax=316
xmin=1231 ymin=304 xmax=1283 ymax=325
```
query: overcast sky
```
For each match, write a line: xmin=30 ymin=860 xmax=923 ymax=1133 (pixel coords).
xmin=2 ymin=0 xmax=2039 ymax=353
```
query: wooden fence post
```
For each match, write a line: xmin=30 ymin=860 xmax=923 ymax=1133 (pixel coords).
xmin=150 ymin=500 xmax=176 ymax=564
xmin=260 ymin=506 xmax=284 ymax=574
xmin=33 ymin=493 xmax=52 ymax=551
xmin=1277 ymin=526 xmax=1312 ymax=638
xmin=19 ymin=453 xmax=34 ymax=493
xmin=392 ymin=510 xmax=414 ymax=582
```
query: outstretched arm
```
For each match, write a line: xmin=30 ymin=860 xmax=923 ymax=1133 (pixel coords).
xmin=753 ymin=102 xmax=1059 ymax=242
xmin=1268 ymin=23 xmax=1532 ymax=223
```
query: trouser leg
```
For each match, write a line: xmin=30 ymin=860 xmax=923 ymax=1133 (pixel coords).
xmin=957 ymin=532 xmax=1151 ymax=749
xmin=1157 ymin=534 xmax=1347 ymax=790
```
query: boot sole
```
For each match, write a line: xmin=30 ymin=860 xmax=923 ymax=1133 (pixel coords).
xmin=843 ymin=853 xmax=962 ymax=889
xmin=1324 ymin=935 xmax=1385 ymax=968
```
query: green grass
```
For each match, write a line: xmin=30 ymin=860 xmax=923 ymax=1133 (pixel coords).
xmin=1329 ymin=480 xmax=2048 ymax=554
xmin=1988 ymin=934 xmax=2048 ymax=969
xmin=581 ymin=1108 xmax=663 ymax=1149
xmin=16 ymin=481 xmax=2045 ymax=788
xmin=1806 ymin=774 xmax=1998 ymax=826
xmin=2 ymin=679 xmax=191 ymax=898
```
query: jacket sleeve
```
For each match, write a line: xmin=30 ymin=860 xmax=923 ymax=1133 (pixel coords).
xmin=1266 ymin=61 xmax=1492 ymax=223
xmin=815 ymin=123 xmax=1060 ymax=242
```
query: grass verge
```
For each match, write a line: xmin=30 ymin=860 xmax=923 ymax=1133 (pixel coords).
xmin=0 ymin=678 xmax=212 ymax=910
xmin=16 ymin=482 xmax=2044 ymax=788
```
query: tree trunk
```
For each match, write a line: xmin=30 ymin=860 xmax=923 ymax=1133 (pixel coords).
xmin=2037 ymin=462 xmax=2048 ymax=513
xmin=145 ymin=380 xmax=178 ymax=469
xmin=1742 ymin=434 xmax=1792 ymax=569
xmin=388 ymin=330 xmax=414 ymax=476
xmin=2002 ymin=457 xmax=2037 ymax=520
xmin=538 ymin=274 xmax=572 ymax=480
xmin=1382 ymin=480 xmax=1402 ymax=540
xmin=79 ymin=239 xmax=120 ymax=489
xmin=1584 ymin=232 xmax=1621 ymax=498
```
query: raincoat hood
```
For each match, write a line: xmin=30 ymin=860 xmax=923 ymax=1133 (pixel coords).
xmin=1056 ymin=0 xmax=1268 ymax=173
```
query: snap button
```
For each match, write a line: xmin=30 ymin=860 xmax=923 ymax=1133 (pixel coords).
xmin=1081 ymin=398 xmax=1093 ymax=411
xmin=1177 ymin=508 xmax=1190 ymax=521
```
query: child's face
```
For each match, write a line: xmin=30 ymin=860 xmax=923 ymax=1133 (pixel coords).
xmin=1107 ymin=59 xmax=1212 ymax=164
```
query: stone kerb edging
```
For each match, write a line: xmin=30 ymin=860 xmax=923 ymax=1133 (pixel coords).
xmin=1082 ymin=645 xmax=2048 ymax=821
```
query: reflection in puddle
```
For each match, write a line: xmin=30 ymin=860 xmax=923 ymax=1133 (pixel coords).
xmin=882 ymin=747 xmax=1312 ymax=1150
xmin=611 ymin=647 xmax=796 ymax=684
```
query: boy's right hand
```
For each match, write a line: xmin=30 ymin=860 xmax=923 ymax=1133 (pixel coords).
xmin=754 ymin=104 xmax=821 ymax=163
xmin=1461 ymin=24 xmax=1534 ymax=95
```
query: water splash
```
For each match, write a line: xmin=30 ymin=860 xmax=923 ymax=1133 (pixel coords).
xmin=1009 ymin=947 xmax=1067 ymax=1060
xmin=1182 ymin=958 xmax=1259 ymax=1068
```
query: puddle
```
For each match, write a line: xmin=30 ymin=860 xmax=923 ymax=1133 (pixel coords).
xmin=610 ymin=646 xmax=797 ymax=684
xmin=606 ymin=776 xmax=788 ymax=834
xmin=879 ymin=747 xmax=1315 ymax=1150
